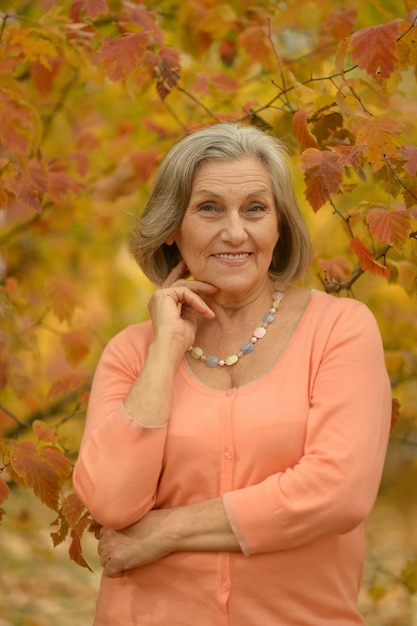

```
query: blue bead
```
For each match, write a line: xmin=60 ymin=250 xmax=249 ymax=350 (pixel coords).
xmin=206 ymin=356 xmax=220 ymax=368
xmin=263 ymin=312 xmax=275 ymax=323
xmin=241 ymin=341 xmax=254 ymax=354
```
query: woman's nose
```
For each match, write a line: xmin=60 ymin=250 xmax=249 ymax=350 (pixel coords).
xmin=220 ymin=213 xmax=248 ymax=244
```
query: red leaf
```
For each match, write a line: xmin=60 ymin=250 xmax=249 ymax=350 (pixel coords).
xmin=351 ymin=20 xmax=400 ymax=78
xmin=367 ymin=208 xmax=411 ymax=249
xmin=46 ymin=278 xmax=80 ymax=322
xmin=98 ymin=33 xmax=149 ymax=82
xmin=11 ymin=441 xmax=61 ymax=511
xmin=0 ymin=90 xmax=41 ymax=154
xmin=349 ymin=236 xmax=389 ymax=277
xmin=212 ymin=73 xmax=239 ymax=94
xmin=61 ymin=328 xmax=92 ymax=366
xmin=300 ymin=148 xmax=344 ymax=212
xmin=293 ymin=109 xmax=320 ymax=150
xmin=401 ymin=144 xmax=417 ymax=176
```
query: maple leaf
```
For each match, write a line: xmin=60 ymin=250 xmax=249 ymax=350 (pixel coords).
xmin=46 ymin=278 xmax=80 ymax=322
xmin=11 ymin=441 xmax=61 ymax=511
xmin=351 ymin=19 xmax=401 ymax=78
xmin=212 ymin=72 xmax=239 ymax=94
xmin=98 ymin=33 xmax=149 ymax=82
xmin=293 ymin=109 xmax=320 ymax=150
xmin=349 ymin=236 xmax=389 ymax=277
xmin=331 ymin=144 xmax=365 ymax=171
xmin=401 ymin=145 xmax=417 ymax=176
xmin=366 ymin=208 xmax=411 ymax=249
xmin=300 ymin=148 xmax=344 ymax=212
xmin=61 ymin=328 xmax=92 ymax=366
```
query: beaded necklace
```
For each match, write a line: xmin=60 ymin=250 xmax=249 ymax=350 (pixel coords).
xmin=187 ymin=284 xmax=284 ymax=368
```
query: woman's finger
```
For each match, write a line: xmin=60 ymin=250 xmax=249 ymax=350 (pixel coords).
xmin=162 ymin=259 xmax=188 ymax=288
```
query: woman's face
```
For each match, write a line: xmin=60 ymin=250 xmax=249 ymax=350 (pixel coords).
xmin=170 ymin=157 xmax=279 ymax=295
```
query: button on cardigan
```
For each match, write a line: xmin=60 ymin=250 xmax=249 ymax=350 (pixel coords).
xmin=73 ymin=290 xmax=392 ymax=626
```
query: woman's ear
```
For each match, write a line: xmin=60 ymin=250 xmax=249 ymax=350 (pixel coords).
xmin=166 ymin=236 xmax=175 ymax=245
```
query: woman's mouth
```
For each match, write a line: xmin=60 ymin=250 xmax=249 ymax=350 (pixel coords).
xmin=213 ymin=253 xmax=250 ymax=260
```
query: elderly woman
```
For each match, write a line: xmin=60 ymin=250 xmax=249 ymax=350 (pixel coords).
xmin=73 ymin=123 xmax=392 ymax=626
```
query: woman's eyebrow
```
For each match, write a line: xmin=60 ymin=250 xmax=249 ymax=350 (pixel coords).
xmin=193 ymin=188 xmax=270 ymax=198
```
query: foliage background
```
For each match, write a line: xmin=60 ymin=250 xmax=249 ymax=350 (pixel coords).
xmin=0 ymin=0 xmax=416 ymax=623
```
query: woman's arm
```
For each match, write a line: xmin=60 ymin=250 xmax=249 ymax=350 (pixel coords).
xmin=98 ymin=498 xmax=241 ymax=578
xmin=73 ymin=262 xmax=217 ymax=528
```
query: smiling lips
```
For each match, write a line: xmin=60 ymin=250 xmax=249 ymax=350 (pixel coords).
xmin=213 ymin=253 xmax=251 ymax=260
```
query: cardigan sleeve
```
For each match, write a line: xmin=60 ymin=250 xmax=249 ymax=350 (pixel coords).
xmin=72 ymin=324 xmax=168 ymax=529
xmin=222 ymin=299 xmax=392 ymax=556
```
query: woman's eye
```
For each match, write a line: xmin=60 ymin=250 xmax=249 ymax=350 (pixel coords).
xmin=248 ymin=204 xmax=266 ymax=213
xmin=198 ymin=204 xmax=216 ymax=213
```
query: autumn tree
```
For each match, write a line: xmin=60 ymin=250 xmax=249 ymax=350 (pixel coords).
xmin=0 ymin=0 xmax=416 ymax=618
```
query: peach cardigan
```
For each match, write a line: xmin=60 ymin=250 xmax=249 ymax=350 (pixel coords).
xmin=73 ymin=290 xmax=392 ymax=625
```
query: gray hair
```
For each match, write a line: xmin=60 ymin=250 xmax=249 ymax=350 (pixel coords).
xmin=129 ymin=122 xmax=313 ymax=285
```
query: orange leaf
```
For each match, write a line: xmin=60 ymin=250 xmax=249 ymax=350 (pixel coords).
xmin=212 ymin=73 xmax=239 ymax=94
xmin=322 ymin=8 xmax=357 ymax=40
xmin=389 ymin=260 xmax=417 ymax=293
xmin=11 ymin=441 xmax=61 ymax=511
xmin=239 ymin=26 xmax=272 ymax=64
xmin=70 ymin=0 xmax=108 ymax=20
xmin=40 ymin=446 xmax=72 ymax=482
xmin=98 ymin=33 xmax=149 ymax=82
xmin=130 ymin=148 xmax=160 ymax=183
xmin=33 ymin=419 xmax=61 ymax=443
xmin=319 ymin=257 xmax=352 ymax=282
xmin=401 ymin=144 xmax=417 ymax=176
xmin=145 ymin=47 xmax=181 ymax=100
xmin=3 ymin=159 xmax=48 ymax=212
xmin=353 ymin=116 xmax=400 ymax=171
xmin=367 ymin=208 xmax=411 ymax=249
xmin=351 ymin=20 xmax=400 ymax=78
xmin=47 ymin=162 xmax=87 ymax=203
xmin=349 ymin=236 xmax=389 ymax=277
xmin=390 ymin=398 xmax=401 ymax=434
xmin=48 ymin=373 xmax=89 ymax=399
xmin=300 ymin=148 xmax=344 ymax=212
xmin=61 ymin=492 xmax=87 ymax=528
xmin=46 ymin=278 xmax=80 ymax=322
xmin=0 ymin=477 xmax=9 ymax=506
xmin=0 ymin=90 xmax=41 ymax=155
xmin=61 ymin=328 xmax=92 ymax=366
xmin=293 ymin=110 xmax=320 ymax=150
xmin=69 ymin=527 xmax=93 ymax=571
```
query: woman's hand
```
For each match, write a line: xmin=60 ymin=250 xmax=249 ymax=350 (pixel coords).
xmin=98 ymin=509 xmax=174 ymax=578
xmin=148 ymin=260 xmax=217 ymax=356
